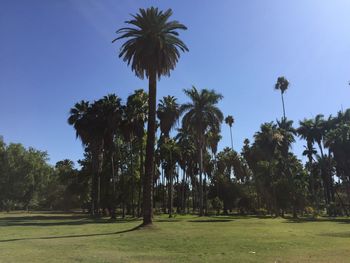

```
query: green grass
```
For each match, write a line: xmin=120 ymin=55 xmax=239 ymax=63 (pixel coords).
xmin=1 ymin=212 xmax=350 ymax=262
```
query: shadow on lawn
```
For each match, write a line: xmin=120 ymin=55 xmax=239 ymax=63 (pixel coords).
xmin=319 ymin=231 xmax=350 ymax=238
xmin=0 ymin=214 xmax=140 ymax=227
xmin=189 ymin=219 xmax=233 ymax=223
xmin=0 ymin=224 xmax=142 ymax=243
xmin=283 ymin=217 xmax=350 ymax=224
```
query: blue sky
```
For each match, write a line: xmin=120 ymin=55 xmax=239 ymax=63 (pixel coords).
xmin=1 ymin=0 xmax=350 ymax=165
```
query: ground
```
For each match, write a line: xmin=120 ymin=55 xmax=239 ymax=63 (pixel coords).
xmin=0 ymin=212 xmax=349 ymax=263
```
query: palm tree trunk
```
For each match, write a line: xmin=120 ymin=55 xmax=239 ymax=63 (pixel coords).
xmin=130 ymin=141 xmax=135 ymax=217
xmin=143 ymin=70 xmax=156 ymax=225
xmin=281 ymin=92 xmax=286 ymax=119
xmin=91 ymin=141 xmax=103 ymax=216
xmin=204 ymin=174 xmax=207 ymax=215
xmin=168 ymin=167 xmax=173 ymax=218
xmin=121 ymin=161 xmax=125 ymax=219
xmin=111 ymin=155 xmax=116 ymax=219
xmin=308 ymin=153 xmax=318 ymax=214
xmin=181 ymin=168 xmax=186 ymax=214
xmin=318 ymin=142 xmax=324 ymax=158
xmin=229 ymin=126 xmax=233 ymax=151
xmin=162 ymin=167 xmax=166 ymax=213
xmin=199 ymin=141 xmax=204 ymax=216
xmin=137 ymin=142 xmax=143 ymax=217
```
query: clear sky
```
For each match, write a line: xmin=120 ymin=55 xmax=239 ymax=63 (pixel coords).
xmin=1 ymin=0 xmax=350 ymax=166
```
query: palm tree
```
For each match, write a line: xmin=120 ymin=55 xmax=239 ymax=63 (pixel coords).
xmin=157 ymin=96 xmax=180 ymax=138
xmin=159 ymin=139 xmax=180 ymax=217
xmin=252 ymin=122 xmax=283 ymax=216
xmin=125 ymin=90 xmax=148 ymax=217
xmin=181 ymin=86 xmax=223 ymax=216
xmin=313 ymin=114 xmax=326 ymax=158
xmin=68 ymin=100 xmax=105 ymax=216
xmin=157 ymin=96 xmax=180 ymax=217
xmin=124 ymin=90 xmax=148 ymax=217
xmin=114 ymin=7 xmax=188 ymax=225
xmin=277 ymin=118 xmax=296 ymax=158
xmin=225 ymin=115 xmax=234 ymax=150
xmin=206 ymin=129 xmax=222 ymax=158
xmin=176 ymin=128 xmax=196 ymax=213
xmin=96 ymin=94 xmax=122 ymax=218
xmin=274 ymin=76 xmax=289 ymax=119
xmin=297 ymin=118 xmax=318 ymax=210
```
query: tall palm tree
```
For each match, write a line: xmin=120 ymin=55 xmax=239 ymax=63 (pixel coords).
xmin=114 ymin=7 xmax=188 ymax=225
xmin=125 ymin=90 xmax=148 ymax=217
xmin=253 ymin=122 xmax=283 ymax=216
xmin=276 ymin=118 xmax=296 ymax=158
xmin=176 ymin=127 xmax=196 ymax=213
xmin=297 ymin=118 xmax=318 ymax=210
xmin=159 ymin=139 xmax=180 ymax=217
xmin=96 ymin=94 xmax=122 ymax=217
xmin=313 ymin=114 xmax=326 ymax=158
xmin=157 ymin=95 xmax=180 ymax=217
xmin=225 ymin=115 xmax=234 ymax=150
xmin=157 ymin=96 xmax=180 ymax=138
xmin=274 ymin=76 xmax=289 ymax=119
xmin=68 ymin=100 xmax=105 ymax=216
xmin=206 ymin=129 xmax=222 ymax=158
xmin=181 ymin=86 xmax=223 ymax=216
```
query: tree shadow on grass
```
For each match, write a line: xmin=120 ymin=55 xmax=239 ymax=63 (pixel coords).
xmin=283 ymin=217 xmax=350 ymax=224
xmin=0 ymin=214 xmax=140 ymax=227
xmin=318 ymin=231 xmax=350 ymax=238
xmin=155 ymin=219 xmax=181 ymax=222
xmin=0 ymin=224 xmax=143 ymax=243
xmin=188 ymin=219 xmax=233 ymax=223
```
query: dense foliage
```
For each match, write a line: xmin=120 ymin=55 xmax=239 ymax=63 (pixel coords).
xmin=2 ymin=91 xmax=350 ymax=219
xmin=0 ymin=137 xmax=88 ymax=211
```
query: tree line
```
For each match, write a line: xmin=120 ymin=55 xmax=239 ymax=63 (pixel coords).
xmin=2 ymin=87 xmax=350 ymax=220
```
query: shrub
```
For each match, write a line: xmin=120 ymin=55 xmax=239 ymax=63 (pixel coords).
xmin=211 ymin=197 xmax=223 ymax=215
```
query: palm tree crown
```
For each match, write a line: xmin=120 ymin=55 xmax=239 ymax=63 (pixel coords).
xmin=274 ymin=76 xmax=289 ymax=94
xmin=181 ymin=86 xmax=224 ymax=137
xmin=113 ymin=7 xmax=189 ymax=79
xmin=157 ymin=95 xmax=180 ymax=138
xmin=274 ymin=76 xmax=289 ymax=119
xmin=225 ymin=115 xmax=234 ymax=127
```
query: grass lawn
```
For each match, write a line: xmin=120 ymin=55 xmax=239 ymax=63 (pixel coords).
xmin=0 ymin=212 xmax=350 ymax=262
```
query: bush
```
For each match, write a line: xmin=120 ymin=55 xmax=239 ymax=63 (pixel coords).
xmin=211 ymin=197 xmax=223 ymax=215
xmin=256 ymin=208 xmax=267 ymax=216
xmin=304 ymin=206 xmax=314 ymax=215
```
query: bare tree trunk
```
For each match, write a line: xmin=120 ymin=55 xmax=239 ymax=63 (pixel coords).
xmin=229 ymin=126 xmax=233 ymax=150
xmin=111 ymin=155 xmax=116 ymax=219
xmin=162 ymin=167 xmax=166 ymax=213
xmin=130 ymin=141 xmax=135 ymax=217
xmin=121 ymin=162 xmax=125 ymax=219
xmin=199 ymin=134 xmax=204 ymax=216
xmin=143 ymin=70 xmax=156 ymax=225
xmin=137 ymin=142 xmax=143 ymax=217
xmin=168 ymin=167 xmax=173 ymax=218
xmin=181 ymin=168 xmax=186 ymax=214
xmin=91 ymin=141 xmax=103 ymax=216
xmin=281 ymin=92 xmax=286 ymax=119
